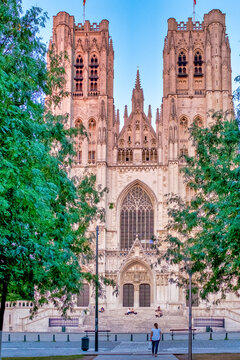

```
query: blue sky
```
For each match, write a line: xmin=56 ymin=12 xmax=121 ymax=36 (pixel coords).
xmin=22 ymin=0 xmax=240 ymax=124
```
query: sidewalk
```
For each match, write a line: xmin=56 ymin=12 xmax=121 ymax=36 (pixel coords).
xmin=96 ymin=356 xmax=178 ymax=360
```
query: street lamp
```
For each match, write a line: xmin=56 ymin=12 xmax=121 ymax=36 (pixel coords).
xmin=95 ymin=225 xmax=99 ymax=352
xmin=188 ymin=269 xmax=192 ymax=360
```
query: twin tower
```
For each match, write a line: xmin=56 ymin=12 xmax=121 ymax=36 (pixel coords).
xmin=51 ymin=9 xmax=232 ymax=170
xmin=49 ymin=9 xmax=233 ymax=310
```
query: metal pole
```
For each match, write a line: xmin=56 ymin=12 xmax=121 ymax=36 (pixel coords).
xmin=188 ymin=271 xmax=192 ymax=360
xmin=193 ymin=1 xmax=196 ymax=23
xmin=83 ymin=4 xmax=85 ymax=23
xmin=95 ymin=225 xmax=99 ymax=352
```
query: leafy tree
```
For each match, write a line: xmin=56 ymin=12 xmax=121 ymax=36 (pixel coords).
xmin=162 ymin=110 xmax=240 ymax=301
xmin=0 ymin=1 xmax=106 ymax=357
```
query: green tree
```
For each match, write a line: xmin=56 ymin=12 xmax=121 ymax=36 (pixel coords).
xmin=0 ymin=1 xmax=105 ymax=357
xmin=162 ymin=110 xmax=240 ymax=301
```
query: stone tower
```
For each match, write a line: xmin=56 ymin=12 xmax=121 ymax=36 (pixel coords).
xmin=161 ymin=9 xmax=232 ymax=199
xmin=51 ymin=11 xmax=114 ymax=172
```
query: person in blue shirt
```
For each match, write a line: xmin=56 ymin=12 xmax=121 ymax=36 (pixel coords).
xmin=150 ymin=323 xmax=161 ymax=357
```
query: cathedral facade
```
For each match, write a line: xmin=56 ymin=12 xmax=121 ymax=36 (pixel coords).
xmin=51 ymin=9 xmax=233 ymax=312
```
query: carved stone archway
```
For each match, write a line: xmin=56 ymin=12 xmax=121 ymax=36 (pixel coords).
xmin=121 ymin=261 xmax=153 ymax=308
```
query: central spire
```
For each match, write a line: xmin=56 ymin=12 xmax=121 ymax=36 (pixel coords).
xmin=135 ymin=69 xmax=141 ymax=90
xmin=132 ymin=69 xmax=144 ymax=113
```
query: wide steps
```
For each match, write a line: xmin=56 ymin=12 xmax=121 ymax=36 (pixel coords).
xmin=82 ymin=309 xmax=188 ymax=333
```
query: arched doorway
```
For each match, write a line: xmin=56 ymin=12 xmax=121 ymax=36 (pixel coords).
xmin=139 ymin=283 xmax=151 ymax=307
xmin=121 ymin=261 xmax=153 ymax=308
xmin=77 ymin=284 xmax=90 ymax=307
xmin=123 ymin=284 xmax=134 ymax=307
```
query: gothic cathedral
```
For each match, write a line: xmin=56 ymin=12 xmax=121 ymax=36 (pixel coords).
xmin=50 ymin=9 xmax=233 ymax=318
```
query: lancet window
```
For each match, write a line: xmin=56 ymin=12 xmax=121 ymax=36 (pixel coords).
xmin=120 ymin=186 xmax=154 ymax=250
xmin=194 ymin=51 xmax=203 ymax=76
xmin=118 ymin=149 xmax=133 ymax=163
xmin=75 ymin=119 xmax=83 ymax=165
xmin=89 ymin=54 xmax=99 ymax=96
xmin=178 ymin=50 xmax=188 ymax=76
xmin=74 ymin=55 xmax=84 ymax=94
xmin=142 ymin=148 xmax=158 ymax=163
xmin=88 ymin=118 xmax=96 ymax=164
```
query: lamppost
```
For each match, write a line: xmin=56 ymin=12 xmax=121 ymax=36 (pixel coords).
xmin=188 ymin=269 xmax=192 ymax=360
xmin=95 ymin=225 xmax=99 ymax=352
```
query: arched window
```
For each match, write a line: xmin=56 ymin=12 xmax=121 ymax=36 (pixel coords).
xmin=75 ymin=119 xmax=83 ymax=165
xmin=120 ymin=186 xmax=154 ymax=250
xmin=74 ymin=55 xmax=84 ymax=94
xmin=142 ymin=148 xmax=158 ymax=163
xmin=77 ymin=284 xmax=90 ymax=307
xmin=88 ymin=119 xmax=96 ymax=164
xmin=179 ymin=117 xmax=188 ymax=139
xmin=178 ymin=51 xmax=188 ymax=77
xmin=89 ymin=54 xmax=99 ymax=96
xmin=180 ymin=145 xmax=188 ymax=163
xmin=194 ymin=116 xmax=203 ymax=128
xmin=117 ymin=149 xmax=133 ymax=163
xmin=194 ymin=51 xmax=203 ymax=76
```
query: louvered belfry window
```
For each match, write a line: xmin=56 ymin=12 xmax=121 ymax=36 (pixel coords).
xmin=120 ymin=186 xmax=154 ymax=250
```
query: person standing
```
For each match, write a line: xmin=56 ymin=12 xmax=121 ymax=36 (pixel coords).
xmin=150 ymin=323 xmax=161 ymax=357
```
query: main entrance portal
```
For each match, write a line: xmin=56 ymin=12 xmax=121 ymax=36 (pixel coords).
xmin=121 ymin=261 xmax=152 ymax=308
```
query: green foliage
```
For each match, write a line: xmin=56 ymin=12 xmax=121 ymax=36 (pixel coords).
xmin=0 ymin=0 xmax=106 ymax=317
xmin=162 ymin=110 xmax=240 ymax=299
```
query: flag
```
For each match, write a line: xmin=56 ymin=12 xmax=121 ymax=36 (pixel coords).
xmin=83 ymin=0 xmax=86 ymax=5
xmin=194 ymin=0 xmax=196 ymax=4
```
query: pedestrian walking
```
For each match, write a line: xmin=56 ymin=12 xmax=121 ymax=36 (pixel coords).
xmin=150 ymin=322 xmax=161 ymax=357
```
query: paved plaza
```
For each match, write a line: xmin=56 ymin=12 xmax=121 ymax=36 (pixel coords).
xmin=2 ymin=332 xmax=240 ymax=357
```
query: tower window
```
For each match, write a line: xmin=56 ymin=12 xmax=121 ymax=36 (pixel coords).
xmin=194 ymin=51 xmax=203 ymax=77
xmin=178 ymin=51 xmax=188 ymax=77
xmin=74 ymin=55 xmax=84 ymax=94
xmin=89 ymin=55 xmax=99 ymax=96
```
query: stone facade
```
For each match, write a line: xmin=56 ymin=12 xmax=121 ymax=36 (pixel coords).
xmin=4 ymin=9 xmax=238 ymax=332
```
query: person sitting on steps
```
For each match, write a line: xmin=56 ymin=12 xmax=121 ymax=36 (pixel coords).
xmin=155 ymin=306 xmax=163 ymax=318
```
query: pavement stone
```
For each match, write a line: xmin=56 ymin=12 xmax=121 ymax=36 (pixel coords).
xmin=96 ymin=356 xmax=178 ymax=360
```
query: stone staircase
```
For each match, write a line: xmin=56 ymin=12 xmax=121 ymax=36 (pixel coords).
xmin=82 ymin=308 xmax=188 ymax=333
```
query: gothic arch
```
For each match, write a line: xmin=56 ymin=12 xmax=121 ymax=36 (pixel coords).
xmin=117 ymin=180 xmax=157 ymax=209
xmin=117 ymin=181 xmax=157 ymax=250
xmin=193 ymin=115 xmax=204 ymax=127
xmin=119 ymin=259 xmax=154 ymax=307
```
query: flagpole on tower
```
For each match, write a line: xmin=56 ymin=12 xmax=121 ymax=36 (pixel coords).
xmin=83 ymin=0 xmax=86 ymax=23
xmin=193 ymin=0 xmax=196 ymax=23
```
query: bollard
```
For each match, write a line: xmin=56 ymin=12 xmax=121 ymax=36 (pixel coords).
xmin=130 ymin=334 xmax=133 ymax=341
xmin=161 ymin=333 xmax=164 ymax=341
xmin=224 ymin=332 xmax=228 ymax=340
xmin=53 ymin=334 xmax=56 ymax=342
xmin=67 ymin=334 xmax=70 ymax=342
xmin=115 ymin=334 xmax=117 ymax=342
xmin=24 ymin=335 xmax=26 ymax=342
xmin=147 ymin=334 xmax=149 ymax=341
xmin=37 ymin=334 xmax=40 ymax=342
xmin=171 ymin=332 xmax=174 ymax=340
xmin=209 ymin=332 xmax=213 ymax=340
xmin=8 ymin=334 xmax=10 ymax=342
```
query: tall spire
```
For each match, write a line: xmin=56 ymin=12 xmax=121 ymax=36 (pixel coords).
xmin=132 ymin=69 xmax=144 ymax=113
xmin=148 ymin=105 xmax=152 ymax=124
xmin=135 ymin=69 xmax=141 ymax=90
xmin=124 ymin=105 xmax=128 ymax=124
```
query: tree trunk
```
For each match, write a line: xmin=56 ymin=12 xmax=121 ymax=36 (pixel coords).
xmin=0 ymin=280 xmax=8 ymax=360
